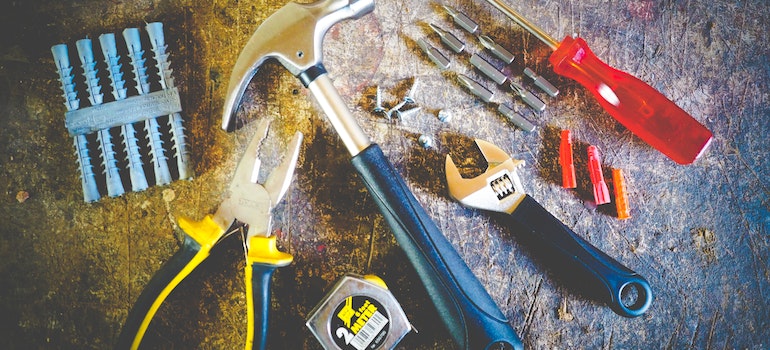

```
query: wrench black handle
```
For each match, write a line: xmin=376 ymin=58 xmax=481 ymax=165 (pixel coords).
xmin=352 ymin=144 xmax=523 ymax=350
xmin=505 ymin=195 xmax=652 ymax=317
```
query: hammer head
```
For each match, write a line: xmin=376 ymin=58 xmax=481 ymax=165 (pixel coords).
xmin=222 ymin=0 xmax=375 ymax=131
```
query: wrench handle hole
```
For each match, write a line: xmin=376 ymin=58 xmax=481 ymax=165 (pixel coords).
xmin=620 ymin=281 xmax=649 ymax=312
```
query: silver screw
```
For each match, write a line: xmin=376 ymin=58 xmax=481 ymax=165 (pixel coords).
xmin=373 ymin=85 xmax=386 ymax=114
xmin=418 ymin=134 xmax=433 ymax=148
xmin=404 ymin=79 xmax=419 ymax=104
xmin=386 ymin=99 xmax=408 ymax=119
xmin=437 ymin=109 xmax=452 ymax=122
xmin=397 ymin=106 xmax=422 ymax=119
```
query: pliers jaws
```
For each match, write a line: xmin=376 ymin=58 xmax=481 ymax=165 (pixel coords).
xmin=445 ymin=139 xmax=526 ymax=214
xmin=214 ymin=119 xmax=303 ymax=244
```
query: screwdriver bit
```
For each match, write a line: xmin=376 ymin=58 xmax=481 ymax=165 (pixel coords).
xmin=498 ymin=103 xmax=536 ymax=132
xmin=470 ymin=53 xmax=507 ymax=85
xmin=429 ymin=23 xmax=465 ymax=53
xmin=457 ymin=74 xmax=535 ymax=132
xmin=510 ymin=80 xmax=545 ymax=112
xmin=442 ymin=4 xmax=479 ymax=34
xmin=457 ymin=74 xmax=494 ymax=103
xmin=468 ymin=54 xmax=545 ymax=112
xmin=442 ymin=5 xmax=515 ymax=64
xmin=417 ymin=38 xmax=451 ymax=69
xmin=478 ymin=35 xmax=515 ymax=64
xmin=524 ymin=67 xmax=559 ymax=97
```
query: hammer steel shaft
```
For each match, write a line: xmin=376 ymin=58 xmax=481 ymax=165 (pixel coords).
xmin=222 ymin=1 xmax=523 ymax=348
xmin=306 ymin=75 xmax=371 ymax=155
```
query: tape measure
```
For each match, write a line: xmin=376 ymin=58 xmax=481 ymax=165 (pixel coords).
xmin=306 ymin=274 xmax=413 ymax=350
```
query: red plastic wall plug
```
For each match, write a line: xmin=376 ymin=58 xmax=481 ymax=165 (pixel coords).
xmin=559 ymin=130 xmax=577 ymax=189
xmin=587 ymin=146 xmax=610 ymax=205
xmin=612 ymin=168 xmax=631 ymax=219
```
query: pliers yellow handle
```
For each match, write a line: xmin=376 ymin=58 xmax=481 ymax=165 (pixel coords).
xmin=116 ymin=120 xmax=302 ymax=350
xmin=116 ymin=215 xmax=227 ymax=350
xmin=245 ymin=235 xmax=293 ymax=350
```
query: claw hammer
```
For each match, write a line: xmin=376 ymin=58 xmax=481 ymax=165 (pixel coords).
xmin=221 ymin=1 xmax=523 ymax=349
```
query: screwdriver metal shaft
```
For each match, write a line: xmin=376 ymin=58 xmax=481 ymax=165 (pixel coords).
xmin=482 ymin=0 xmax=559 ymax=49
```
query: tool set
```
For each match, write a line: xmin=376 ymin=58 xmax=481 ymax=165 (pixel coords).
xmin=437 ymin=4 xmax=556 ymax=112
xmin=222 ymin=0 xmax=522 ymax=348
xmin=51 ymin=22 xmax=191 ymax=202
xmin=82 ymin=0 xmax=718 ymax=347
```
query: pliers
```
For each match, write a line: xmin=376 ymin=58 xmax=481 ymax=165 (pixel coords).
xmin=116 ymin=119 xmax=303 ymax=350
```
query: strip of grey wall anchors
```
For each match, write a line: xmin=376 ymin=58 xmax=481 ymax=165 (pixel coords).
xmin=64 ymin=88 xmax=182 ymax=136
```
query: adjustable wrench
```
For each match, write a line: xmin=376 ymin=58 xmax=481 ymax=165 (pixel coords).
xmin=445 ymin=139 xmax=652 ymax=317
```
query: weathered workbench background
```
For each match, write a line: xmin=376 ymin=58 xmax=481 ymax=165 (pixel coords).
xmin=1 ymin=0 xmax=768 ymax=348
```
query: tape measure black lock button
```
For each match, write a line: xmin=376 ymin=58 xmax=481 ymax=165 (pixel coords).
xmin=306 ymin=274 xmax=413 ymax=350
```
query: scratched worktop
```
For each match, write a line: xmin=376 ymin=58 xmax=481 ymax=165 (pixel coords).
xmin=0 ymin=0 xmax=768 ymax=349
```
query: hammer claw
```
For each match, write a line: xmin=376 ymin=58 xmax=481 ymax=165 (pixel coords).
xmin=222 ymin=0 xmax=375 ymax=131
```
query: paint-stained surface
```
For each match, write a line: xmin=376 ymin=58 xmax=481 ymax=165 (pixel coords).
xmin=0 ymin=0 xmax=768 ymax=348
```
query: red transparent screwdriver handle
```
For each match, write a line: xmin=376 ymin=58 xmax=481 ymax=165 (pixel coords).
xmin=550 ymin=36 xmax=713 ymax=165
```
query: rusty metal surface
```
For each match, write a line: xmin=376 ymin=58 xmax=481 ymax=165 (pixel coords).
xmin=0 ymin=0 xmax=768 ymax=348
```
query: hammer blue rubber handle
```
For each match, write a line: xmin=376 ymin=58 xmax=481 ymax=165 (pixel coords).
xmin=351 ymin=144 xmax=523 ymax=350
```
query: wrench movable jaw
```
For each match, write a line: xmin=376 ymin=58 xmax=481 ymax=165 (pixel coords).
xmin=445 ymin=140 xmax=526 ymax=214
xmin=221 ymin=0 xmax=375 ymax=131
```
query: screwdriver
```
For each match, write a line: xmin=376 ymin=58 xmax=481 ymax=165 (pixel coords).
xmin=483 ymin=0 xmax=713 ymax=165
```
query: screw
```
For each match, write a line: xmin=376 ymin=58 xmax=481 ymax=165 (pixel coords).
xmin=404 ymin=78 xmax=420 ymax=104
xmin=373 ymin=85 xmax=386 ymax=114
xmin=397 ymin=106 xmax=422 ymax=119
xmin=437 ymin=109 xmax=452 ymax=122
xmin=418 ymin=134 xmax=433 ymax=148
xmin=386 ymin=99 xmax=408 ymax=119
